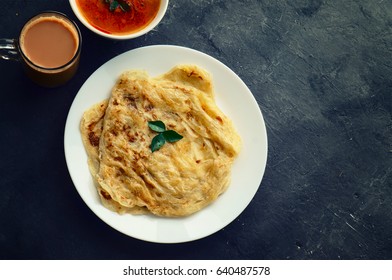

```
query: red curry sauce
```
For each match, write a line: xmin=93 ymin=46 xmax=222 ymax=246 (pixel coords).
xmin=76 ymin=0 xmax=161 ymax=35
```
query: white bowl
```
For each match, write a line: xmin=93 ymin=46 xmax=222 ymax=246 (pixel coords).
xmin=69 ymin=0 xmax=168 ymax=40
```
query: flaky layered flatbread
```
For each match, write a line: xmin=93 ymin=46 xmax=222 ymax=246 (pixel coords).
xmin=80 ymin=99 xmax=148 ymax=214
xmin=80 ymin=65 xmax=241 ymax=217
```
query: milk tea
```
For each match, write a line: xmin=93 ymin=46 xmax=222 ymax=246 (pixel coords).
xmin=18 ymin=12 xmax=81 ymax=87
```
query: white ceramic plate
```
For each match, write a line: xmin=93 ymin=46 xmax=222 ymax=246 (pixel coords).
xmin=64 ymin=45 xmax=267 ymax=243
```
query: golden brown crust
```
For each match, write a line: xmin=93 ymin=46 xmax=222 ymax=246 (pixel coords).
xmin=80 ymin=99 xmax=148 ymax=215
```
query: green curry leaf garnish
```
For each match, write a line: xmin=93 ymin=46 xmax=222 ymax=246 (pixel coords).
xmin=148 ymin=120 xmax=183 ymax=152
xmin=104 ymin=0 xmax=131 ymax=12
xmin=148 ymin=120 xmax=166 ymax=133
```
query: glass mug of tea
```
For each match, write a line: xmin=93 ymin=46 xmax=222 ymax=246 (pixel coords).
xmin=0 ymin=11 xmax=82 ymax=87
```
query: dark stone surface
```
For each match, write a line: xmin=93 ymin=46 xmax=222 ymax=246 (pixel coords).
xmin=0 ymin=0 xmax=391 ymax=259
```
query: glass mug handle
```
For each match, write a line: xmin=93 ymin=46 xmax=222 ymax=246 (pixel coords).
xmin=0 ymin=38 xmax=19 ymax=61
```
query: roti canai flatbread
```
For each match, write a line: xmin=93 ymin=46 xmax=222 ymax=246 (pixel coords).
xmin=80 ymin=65 xmax=241 ymax=217
xmin=80 ymin=99 xmax=148 ymax=214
